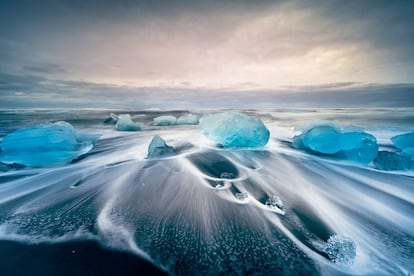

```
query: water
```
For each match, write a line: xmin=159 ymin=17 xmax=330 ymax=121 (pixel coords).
xmin=0 ymin=108 xmax=413 ymax=275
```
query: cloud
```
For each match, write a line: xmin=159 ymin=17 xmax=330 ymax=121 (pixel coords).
xmin=22 ymin=63 xmax=66 ymax=74
xmin=0 ymin=0 xmax=413 ymax=88
xmin=0 ymin=72 xmax=413 ymax=109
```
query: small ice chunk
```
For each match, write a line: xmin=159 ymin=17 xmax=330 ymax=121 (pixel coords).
xmin=199 ymin=112 xmax=270 ymax=148
xmin=235 ymin=192 xmax=248 ymax=200
xmin=374 ymin=151 xmax=413 ymax=171
xmin=265 ymin=195 xmax=284 ymax=210
xmin=177 ymin=114 xmax=199 ymax=125
xmin=293 ymin=121 xmax=378 ymax=164
xmin=147 ymin=135 xmax=176 ymax=158
xmin=153 ymin=115 xmax=177 ymax=126
xmin=0 ymin=162 xmax=24 ymax=171
xmin=104 ymin=113 xmax=119 ymax=124
xmin=115 ymin=114 xmax=143 ymax=131
xmin=220 ymin=172 xmax=235 ymax=179
xmin=0 ymin=121 xmax=99 ymax=167
xmin=323 ymin=235 xmax=356 ymax=265
xmin=391 ymin=132 xmax=414 ymax=156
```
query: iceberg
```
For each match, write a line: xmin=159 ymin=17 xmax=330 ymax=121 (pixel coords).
xmin=323 ymin=235 xmax=356 ymax=265
xmin=116 ymin=114 xmax=143 ymax=131
xmin=199 ymin=112 xmax=270 ymax=148
xmin=0 ymin=121 xmax=99 ymax=167
xmin=147 ymin=135 xmax=176 ymax=158
xmin=293 ymin=121 xmax=378 ymax=164
xmin=177 ymin=114 xmax=199 ymax=125
xmin=153 ymin=115 xmax=177 ymax=126
xmin=374 ymin=151 xmax=413 ymax=171
xmin=391 ymin=132 xmax=414 ymax=156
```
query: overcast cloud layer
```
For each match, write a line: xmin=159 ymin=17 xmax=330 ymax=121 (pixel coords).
xmin=0 ymin=0 xmax=413 ymax=108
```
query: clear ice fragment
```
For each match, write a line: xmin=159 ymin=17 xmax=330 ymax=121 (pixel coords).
xmin=323 ymin=235 xmax=356 ymax=265
xmin=199 ymin=112 xmax=270 ymax=148
xmin=293 ymin=121 xmax=378 ymax=164
xmin=153 ymin=116 xmax=177 ymax=126
xmin=235 ymin=192 xmax=248 ymax=200
xmin=115 ymin=114 xmax=143 ymax=131
xmin=177 ymin=114 xmax=199 ymax=125
xmin=374 ymin=151 xmax=413 ymax=171
xmin=147 ymin=135 xmax=176 ymax=158
xmin=0 ymin=121 xmax=99 ymax=167
xmin=391 ymin=132 xmax=414 ymax=156
xmin=220 ymin=172 xmax=235 ymax=179
xmin=265 ymin=195 xmax=284 ymax=210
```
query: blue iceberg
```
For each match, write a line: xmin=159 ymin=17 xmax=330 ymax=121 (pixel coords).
xmin=147 ymin=135 xmax=176 ymax=158
xmin=391 ymin=132 xmax=414 ymax=156
xmin=323 ymin=235 xmax=356 ymax=265
xmin=153 ymin=115 xmax=177 ymax=126
xmin=177 ymin=114 xmax=199 ymax=125
xmin=199 ymin=112 xmax=270 ymax=148
xmin=0 ymin=121 xmax=99 ymax=167
xmin=374 ymin=151 xmax=413 ymax=171
xmin=293 ymin=121 xmax=378 ymax=164
xmin=116 ymin=114 xmax=143 ymax=131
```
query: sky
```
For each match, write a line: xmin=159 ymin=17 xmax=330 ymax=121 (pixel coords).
xmin=0 ymin=0 xmax=414 ymax=109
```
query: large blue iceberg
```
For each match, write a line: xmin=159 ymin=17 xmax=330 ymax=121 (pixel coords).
xmin=391 ymin=132 xmax=414 ymax=156
xmin=199 ymin=112 xmax=270 ymax=148
xmin=0 ymin=121 xmax=99 ymax=167
xmin=116 ymin=114 xmax=143 ymax=131
xmin=293 ymin=121 xmax=378 ymax=164
xmin=147 ymin=135 xmax=176 ymax=158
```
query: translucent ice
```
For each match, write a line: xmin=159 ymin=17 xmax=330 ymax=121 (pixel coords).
xmin=293 ymin=121 xmax=378 ymax=164
xmin=115 ymin=114 xmax=143 ymax=131
xmin=220 ymin=172 xmax=235 ymax=179
xmin=235 ymin=192 xmax=248 ymax=200
xmin=391 ymin=132 xmax=414 ymax=156
xmin=374 ymin=151 xmax=413 ymax=171
xmin=265 ymin=195 xmax=284 ymax=211
xmin=147 ymin=135 xmax=176 ymax=158
xmin=104 ymin=113 xmax=118 ymax=124
xmin=177 ymin=114 xmax=199 ymax=125
xmin=199 ymin=112 xmax=270 ymax=148
xmin=153 ymin=115 xmax=177 ymax=126
xmin=323 ymin=235 xmax=356 ymax=265
xmin=0 ymin=121 xmax=99 ymax=167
